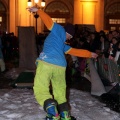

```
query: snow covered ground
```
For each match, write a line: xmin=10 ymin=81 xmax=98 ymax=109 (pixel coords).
xmin=0 ymin=88 xmax=120 ymax=120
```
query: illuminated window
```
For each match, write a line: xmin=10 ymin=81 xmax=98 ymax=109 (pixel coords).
xmin=118 ymin=20 xmax=120 ymax=24
xmin=109 ymin=19 xmax=120 ymax=24
xmin=0 ymin=16 xmax=2 ymax=22
xmin=52 ymin=18 xmax=66 ymax=23
xmin=111 ymin=27 xmax=116 ymax=31
xmin=80 ymin=0 xmax=98 ymax=1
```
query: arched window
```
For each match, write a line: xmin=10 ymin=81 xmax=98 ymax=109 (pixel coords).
xmin=106 ymin=3 xmax=120 ymax=14
xmin=0 ymin=2 xmax=6 ymax=11
xmin=45 ymin=2 xmax=69 ymax=14
xmin=45 ymin=1 xmax=70 ymax=24
xmin=0 ymin=2 xmax=6 ymax=22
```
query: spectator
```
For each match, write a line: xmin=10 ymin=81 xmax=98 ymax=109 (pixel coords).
xmin=0 ymin=36 xmax=5 ymax=72
xmin=90 ymin=32 xmax=101 ymax=54
xmin=82 ymin=35 xmax=91 ymax=50
xmin=99 ymin=35 xmax=110 ymax=58
xmin=109 ymin=37 xmax=119 ymax=60
xmin=112 ymin=30 xmax=120 ymax=40
xmin=107 ymin=31 xmax=113 ymax=43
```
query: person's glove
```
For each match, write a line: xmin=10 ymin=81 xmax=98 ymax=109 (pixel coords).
xmin=91 ymin=52 xmax=98 ymax=59
xmin=27 ymin=6 xmax=38 ymax=13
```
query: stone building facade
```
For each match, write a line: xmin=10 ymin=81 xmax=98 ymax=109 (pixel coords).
xmin=0 ymin=0 xmax=120 ymax=35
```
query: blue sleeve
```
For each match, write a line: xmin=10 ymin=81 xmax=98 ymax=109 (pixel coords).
xmin=63 ymin=44 xmax=71 ymax=53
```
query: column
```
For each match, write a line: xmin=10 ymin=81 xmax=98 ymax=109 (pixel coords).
xmin=74 ymin=0 xmax=104 ymax=31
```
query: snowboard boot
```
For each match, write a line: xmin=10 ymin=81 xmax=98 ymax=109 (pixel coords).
xmin=60 ymin=111 xmax=72 ymax=120
xmin=44 ymin=99 xmax=60 ymax=120
xmin=58 ymin=102 xmax=76 ymax=120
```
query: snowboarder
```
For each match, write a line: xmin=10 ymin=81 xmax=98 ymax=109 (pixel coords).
xmin=27 ymin=7 xmax=98 ymax=120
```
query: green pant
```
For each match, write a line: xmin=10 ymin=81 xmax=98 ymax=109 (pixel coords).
xmin=33 ymin=60 xmax=67 ymax=106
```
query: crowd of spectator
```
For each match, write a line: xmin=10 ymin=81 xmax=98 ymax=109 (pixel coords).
xmin=65 ymin=28 xmax=120 ymax=84
xmin=1 ymin=29 xmax=120 ymax=80
xmin=67 ymin=29 xmax=120 ymax=65
xmin=0 ymin=32 xmax=19 ymax=62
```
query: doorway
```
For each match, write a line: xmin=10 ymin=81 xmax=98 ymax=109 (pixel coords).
xmin=0 ymin=2 xmax=6 ymax=33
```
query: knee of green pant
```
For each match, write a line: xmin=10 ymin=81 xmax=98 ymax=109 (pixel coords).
xmin=53 ymin=89 xmax=67 ymax=105
xmin=33 ymin=87 xmax=44 ymax=106
xmin=33 ymin=86 xmax=53 ymax=106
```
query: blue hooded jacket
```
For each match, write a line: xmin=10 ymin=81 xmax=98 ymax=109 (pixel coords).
xmin=37 ymin=23 xmax=71 ymax=67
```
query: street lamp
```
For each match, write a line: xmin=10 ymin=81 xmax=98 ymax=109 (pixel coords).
xmin=27 ymin=0 xmax=46 ymax=34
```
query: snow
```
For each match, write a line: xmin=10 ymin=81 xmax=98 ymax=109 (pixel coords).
xmin=0 ymin=88 xmax=120 ymax=120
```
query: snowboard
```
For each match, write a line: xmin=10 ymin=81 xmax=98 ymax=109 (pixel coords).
xmin=44 ymin=116 xmax=76 ymax=120
xmin=71 ymin=116 xmax=77 ymax=120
